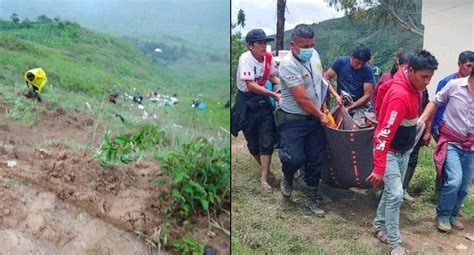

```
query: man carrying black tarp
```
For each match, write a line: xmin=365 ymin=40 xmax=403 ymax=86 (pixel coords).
xmin=276 ymin=24 xmax=329 ymax=216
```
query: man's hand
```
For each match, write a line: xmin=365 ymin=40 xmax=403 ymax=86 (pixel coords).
xmin=335 ymin=95 xmax=343 ymax=106
xmin=272 ymin=92 xmax=281 ymax=102
xmin=421 ymin=131 xmax=432 ymax=146
xmin=319 ymin=113 xmax=329 ymax=126
xmin=346 ymin=105 xmax=354 ymax=113
xmin=366 ymin=172 xmax=383 ymax=188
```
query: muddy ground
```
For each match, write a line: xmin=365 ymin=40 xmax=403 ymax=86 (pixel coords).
xmin=0 ymin=99 xmax=229 ymax=254
xmin=232 ymin=134 xmax=474 ymax=254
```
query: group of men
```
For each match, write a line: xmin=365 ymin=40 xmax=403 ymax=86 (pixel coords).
xmin=232 ymin=23 xmax=474 ymax=255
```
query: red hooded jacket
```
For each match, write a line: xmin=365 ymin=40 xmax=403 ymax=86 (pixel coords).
xmin=373 ymin=67 xmax=420 ymax=176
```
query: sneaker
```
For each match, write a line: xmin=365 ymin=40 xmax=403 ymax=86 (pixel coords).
xmin=304 ymin=186 xmax=325 ymax=216
xmin=403 ymin=190 xmax=415 ymax=202
xmin=280 ymin=175 xmax=293 ymax=198
xmin=390 ymin=245 xmax=407 ymax=255
xmin=437 ymin=216 xmax=452 ymax=232
xmin=450 ymin=216 xmax=464 ymax=230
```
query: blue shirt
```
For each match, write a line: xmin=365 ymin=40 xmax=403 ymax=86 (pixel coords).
xmin=432 ymin=73 xmax=457 ymax=133
xmin=331 ymin=56 xmax=374 ymax=101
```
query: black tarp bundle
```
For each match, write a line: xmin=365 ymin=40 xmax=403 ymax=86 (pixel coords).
xmin=322 ymin=106 xmax=374 ymax=189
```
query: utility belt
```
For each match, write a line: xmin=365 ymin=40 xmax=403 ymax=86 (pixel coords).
xmin=274 ymin=108 xmax=314 ymax=126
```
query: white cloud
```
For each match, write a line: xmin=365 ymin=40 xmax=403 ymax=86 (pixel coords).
xmin=232 ymin=0 xmax=344 ymax=35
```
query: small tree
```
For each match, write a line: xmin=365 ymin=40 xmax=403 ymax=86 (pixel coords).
xmin=325 ymin=44 xmax=345 ymax=69
xmin=237 ymin=9 xmax=246 ymax=29
xmin=10 ymin=13 xmax=19 ymax=24
xmin=37 ymin=15 xmax=52 ymax=23
xmin=21 ymin=18 xmax=33 ymax=28
xmin=325 ymin=0 xmax=423 ymax=36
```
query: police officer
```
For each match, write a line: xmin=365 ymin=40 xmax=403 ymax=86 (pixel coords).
xmin=276 ymin=24 xmax=328 ymax=215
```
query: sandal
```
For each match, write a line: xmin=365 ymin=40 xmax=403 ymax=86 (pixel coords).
xmin=390 ymin=245 xmax=407 ymax=255
xmin=372 ymin=228 xmax=389 ymax=244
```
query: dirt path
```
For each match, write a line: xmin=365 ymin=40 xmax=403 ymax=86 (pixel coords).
xmin=0 ymin=100 xmax=229 ymax=254
xmin=232 ymin=134 xmax=474 ymax=254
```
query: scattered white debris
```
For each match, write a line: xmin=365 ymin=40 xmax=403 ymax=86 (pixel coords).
xmin=456 ymin=243 xmax=468 ymax=250
xmin=154 ymin=48 xmax=162 ymax=53
xmin=465 ymin=233 xmax=474 ymax=241
xmin=206 ymin=230 xmax=216 ymax=238
xmin=85 ymin=102 xmax=92 ymax=111
xmin=170 ymin=97 xmax=178 ymax=104
xmin=6 ymin=160 xmax=16 ymax=168
xmin=172 ymin=123 xmax=183 ymax=129
xmin=138 ymin=105 xmax=145 ymax=110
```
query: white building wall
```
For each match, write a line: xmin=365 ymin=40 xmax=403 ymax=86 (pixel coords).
xmin=422 ymin=0 xmax=474 ymax=98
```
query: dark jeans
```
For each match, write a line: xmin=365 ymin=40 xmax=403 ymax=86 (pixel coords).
xmin=278 ymin=118 xmax=326 ymax=187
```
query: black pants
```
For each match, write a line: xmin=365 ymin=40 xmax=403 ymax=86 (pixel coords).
xmin=242 ymin=103 xmax=276 ymax=156
xmin=278 ymin=118 xmax=326 ymax=187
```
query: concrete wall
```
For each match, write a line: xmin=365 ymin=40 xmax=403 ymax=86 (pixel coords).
xmin=422 ymin=0 xmax=474 ymax=98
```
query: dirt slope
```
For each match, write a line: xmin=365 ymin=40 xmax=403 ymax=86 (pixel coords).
xmin=0 ymin=99 xmax=229 ymax=254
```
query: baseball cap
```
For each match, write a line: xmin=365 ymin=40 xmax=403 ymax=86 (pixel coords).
xmin=245 ymin=29 xmax=274 ymax=43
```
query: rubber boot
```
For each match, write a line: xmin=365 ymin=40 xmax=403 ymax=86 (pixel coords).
xmin=280 ymin=174 xmax=293 ymax=198
xmin=304 ymin=186 xmax=325 ymax=216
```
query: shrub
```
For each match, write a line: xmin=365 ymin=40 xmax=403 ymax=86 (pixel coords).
xmin=156 ymin=138 xmax=230 ymax=218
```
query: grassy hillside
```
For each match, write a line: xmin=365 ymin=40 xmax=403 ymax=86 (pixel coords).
xmin=0 ymin=17 xmax=229 ymax=142
xmin=271 ymin=15 xmax=423 ymax=72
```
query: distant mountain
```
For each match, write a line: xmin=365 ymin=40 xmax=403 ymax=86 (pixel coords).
xmin=0 ymin=0 xmax=229 ymax=53
xmin=270 ymin=15 xmax=423 ymax=73
xmin=0 ymin=18 xmax=226 ymax=100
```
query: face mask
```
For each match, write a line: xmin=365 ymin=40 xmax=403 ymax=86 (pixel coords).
xmin=298 ymin=48 xmax=313 ymax=62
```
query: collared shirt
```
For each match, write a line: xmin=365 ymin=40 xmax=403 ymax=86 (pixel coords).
xmin=278 ymin=49 xmax=327 ymax=115
xmin=432 ymin=72 xmax=460 ymax=132
xmin=237 ymin=51 xmax=278 ymax=92
xmin=433 ymin=76 xmax=474 ymax=148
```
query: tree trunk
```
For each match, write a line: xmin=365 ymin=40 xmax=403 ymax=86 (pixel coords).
xmin=276 ymin=0 xmax=286 ymax=56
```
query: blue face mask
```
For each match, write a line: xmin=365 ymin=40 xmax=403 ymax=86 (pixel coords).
xmin=298 ymin=48 xmax=313 ymax=62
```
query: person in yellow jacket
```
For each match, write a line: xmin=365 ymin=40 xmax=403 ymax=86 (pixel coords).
xmin=24 ymin=68 xmax=47 ymax=102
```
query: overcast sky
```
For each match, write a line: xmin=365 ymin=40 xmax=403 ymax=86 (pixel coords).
xmin=231 ymin=0 xmax=344 ymax=36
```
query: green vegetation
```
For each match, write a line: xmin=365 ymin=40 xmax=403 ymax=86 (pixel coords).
xmin=273 ymin=15 xmax=423 ymax=71
xmin=172 ymin=236 xmax=205 ymax=255
xmin=230 ymin=31 xmax=246 ymax=103
xmin=95 ymin=124 xmax=167 ymax=168
xmin=0 ymin=12 xmax=229 ymax=254
xmin=232 ymin=130 xmax=474 ymax=254
xmin=0 ymin=16 xmax=229 ymax=137
xmin=157 ymin=138 xmax=230 ymax=218
xmin=0 ymin=1 xmax=229 ymax=53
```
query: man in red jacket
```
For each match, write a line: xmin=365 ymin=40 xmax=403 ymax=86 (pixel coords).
xmin=366 ymin=50 xmax=438 ymax=255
